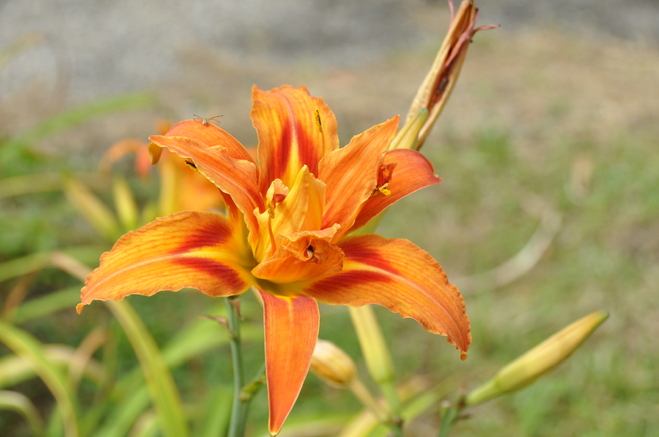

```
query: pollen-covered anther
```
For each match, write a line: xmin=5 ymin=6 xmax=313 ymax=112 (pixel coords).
xmin=376 ymin=183 xmax=391 ymax=196
xmin=372 ymin=162 xmax=397 ymax=197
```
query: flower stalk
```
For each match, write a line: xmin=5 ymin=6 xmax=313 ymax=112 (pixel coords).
xmin=349 ymin=306 xmax=403 ymax=435
xmin=225 ymin=296 xmax=249 ymax=437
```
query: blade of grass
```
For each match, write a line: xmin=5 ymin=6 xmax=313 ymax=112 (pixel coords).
xmin=12 ymin=286 xmax=81 ymax=324
xmin=0 ymin=389 xmax=45 ymax=437
xmin=105 ymin=300 xmax=190 ymax=437
xmin=2 ymin=92 xmax=157 ymax=158
xmin=0 ymin=321 xmax=79 ymax=437
xmin=64 ymin=178 xmax=121 ymax=241
xmin=0 ymin=345 xmax=105 ymax=390
xmin=68 ymin=328 xmax=109 ymax=390
xmin=0 ymin=171 xmax=108 ymax=200
xmin=93 ymin=388 xmax=150 ymax=437
xmin=198 ymin=386 xmax=233 ymax=437
xmin=97 ymin=320 xmax=260 ymax=437
xmin=0 ymin=247 xmax=105 ymax=283
xmin=0 ymin=172 xmax=63 ymax=199
xmin=0 ymin=32 xmax=42 ymax=69
xmin=128 ymin=409 xmax=159 ymax=437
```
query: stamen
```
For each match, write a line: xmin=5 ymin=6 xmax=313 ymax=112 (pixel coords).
xmin=376 ymin=184 xmax=391 ymax=196
xmin=372 ymin=163 xmax=397 ymax=197
xmin=266 ymin=199 xmax=276 ymax=219
xmin=267 ymin=216 xmax=277 ymax=256
xmin=185 ymin=160 xmax=197 ymax=170
xmin=314 ymin=109 xmax=323 ymax=133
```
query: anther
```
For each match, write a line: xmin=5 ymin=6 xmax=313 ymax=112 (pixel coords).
xmin=314 ymin=109 xmax=323 ymax=133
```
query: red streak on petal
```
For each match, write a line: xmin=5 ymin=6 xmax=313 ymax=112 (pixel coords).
xmin=277 ymin=121 xmax=292 ymax=180
xmin=340 ymin=238 xmax=394 ymax=272
xmin=170 ymin=220 xmax=232 ymax=255
xmin=310 ymin=269 xmax=395 ymax=291
xmin=175 ymin=258 xmax=246 ymax=296
xmin=294 ymin=118 xmax=318 ymax=176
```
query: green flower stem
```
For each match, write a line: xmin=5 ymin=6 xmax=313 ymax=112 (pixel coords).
xmin=347 ymin=379 xmax=389 ymax=423
xmin=225 ymin=296 xmax=249 ymax=437
xmin=349 ymin=306 xmax=403 ymax=436
xmin=438 ymin=405 xmax=459 ymax=437
xmin=239 ymin=365 xmax=266 ymax=402
xmin=380 ymin=380 xmax=404 ymax=434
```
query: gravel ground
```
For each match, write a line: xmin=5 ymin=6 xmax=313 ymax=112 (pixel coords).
xmin=1 ymin=0 xmax=657 ymax=105
xmin=1 ymin=0 xmax=657 ymax=160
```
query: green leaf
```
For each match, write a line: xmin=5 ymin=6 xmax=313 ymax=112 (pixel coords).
xmin=198 ymin=386 xmax=232 ymax=437
xmin=13 ymin=286 xmax=81 ymax=324
xmin=93 ymin=388 xmax=150 ymax=437
xmin=1 ymin=92 xmax=158 ymax=174
xmin=0 ymin=321 xmax=79 ymax=437
xmin=0 ymin=389 xmax=45 ymax=436
xmin=105 ymin=301 xmax=189 ymax=437
xmin=0 ymin=345 xmax=105 ymax=390
xmin=98 ymin=315 xmax=261 ymax=437
xmin=0 ymin=247 xmax=105 ymax=283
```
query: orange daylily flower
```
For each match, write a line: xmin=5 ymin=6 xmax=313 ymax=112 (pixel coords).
xmin=77 ymin=85 xmax=471 ymax=435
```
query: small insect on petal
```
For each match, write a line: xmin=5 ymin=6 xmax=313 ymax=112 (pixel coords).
xmin=193 ymin=114 xmax=223 ymax=126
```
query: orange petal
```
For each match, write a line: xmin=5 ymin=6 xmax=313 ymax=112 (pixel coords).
xmin=77 ymin=211 xmax=254 ymax=313
xmin=350 ymin=149 xmax=442 ymax=232
xmin=162 ymin=119 xmax=256 ymax=163
xmin=260 ymin=290 xmax=319 ymax=436
xmin=303 ymin=234 xmax=471 ymax=356
xmin=148 ymin=135 xmax=263 ymax=236
xmin=318 ymin=116 xmax=400 ymax=241
xmin=252 ymin=227 xmax=344 ymax=285
xmin=167 ymin=153 xmax=225 ymax=212
xmin=251 ymin=85 xmax=339 ymax=193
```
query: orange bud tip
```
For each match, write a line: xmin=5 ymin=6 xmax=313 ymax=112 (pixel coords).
xmin=76 ymin=303 xmax=85 ymax=314
xmin=460 ymin=351 xmax=468 ymax=361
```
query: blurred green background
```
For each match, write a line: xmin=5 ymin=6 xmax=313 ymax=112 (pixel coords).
xmin=1 ymin=0 xmax=658 ymax=436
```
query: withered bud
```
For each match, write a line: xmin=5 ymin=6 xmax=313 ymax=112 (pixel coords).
xmin=401 ymin=0 xmax=498 ymax=151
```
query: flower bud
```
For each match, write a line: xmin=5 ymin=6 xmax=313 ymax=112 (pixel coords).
xmin=466 ymin=310 xmax=609 ymax=406
xmin=389 ymin=109 xmax=428 ymax=151
xmin=310 ymin=339 xmax=357 ymax=388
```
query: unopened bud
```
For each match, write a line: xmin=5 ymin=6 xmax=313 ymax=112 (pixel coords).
xmin=389 ymin=109 xmax=428 ymax=151
xmin=466 ymin=310 xmax=609 ymax=406
xmin=310 ymin=339 xmax=356 ymax=388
